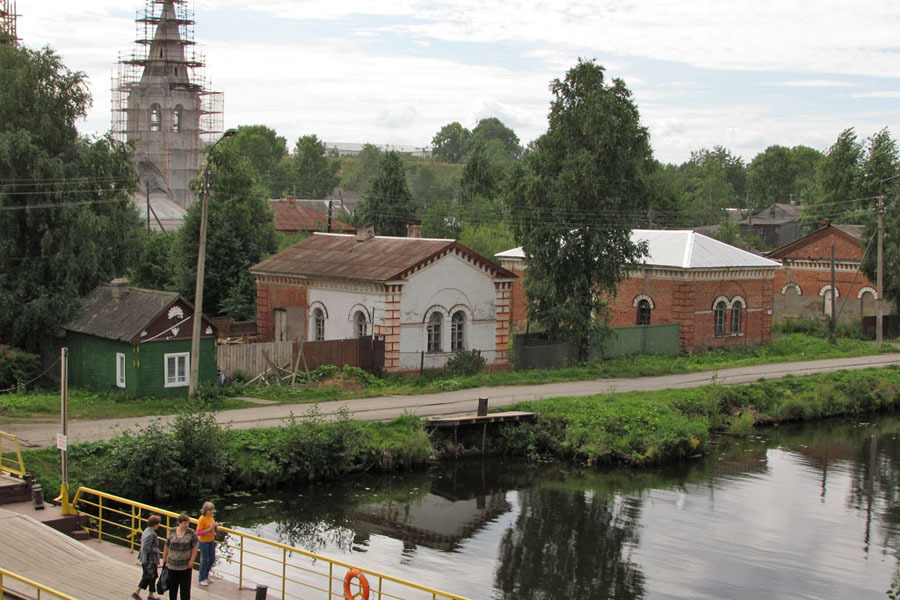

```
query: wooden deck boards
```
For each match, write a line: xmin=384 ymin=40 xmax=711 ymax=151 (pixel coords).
xmin=425 ymin=411 xmax=536 ymax=428
xmin=0 ymin=507 xmax=251 ymax=600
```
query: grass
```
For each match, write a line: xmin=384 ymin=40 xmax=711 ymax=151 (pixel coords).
xmin=0 ymin=388 xmax=255 ymax=422
xmin=0 ymin=334 xmax=893 ymax=422
xmin=495 ymin=365 xmax=900 ymax=466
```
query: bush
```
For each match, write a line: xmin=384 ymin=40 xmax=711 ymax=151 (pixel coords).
xmin=444 ymin=350 xmax=486 ymax=377
xmin=0 ymin=345 xmax=41 ymax=392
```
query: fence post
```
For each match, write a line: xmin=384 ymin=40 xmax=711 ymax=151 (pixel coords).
xmin=130 ymin=504 xmax=136 ymax=551
xmin=239 ymin=536 xmax=244 ymax=590
xmin=98 ymin=496 xmax=103 ymax=542
xmin=282 ymin=547 xmax=287 ymax=600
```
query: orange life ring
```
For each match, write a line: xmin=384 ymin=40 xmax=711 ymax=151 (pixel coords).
xmin=344 ymin=569 xmax=370 ymax=600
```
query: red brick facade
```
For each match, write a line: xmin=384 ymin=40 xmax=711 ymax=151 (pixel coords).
xmin=768 ymin=226 xmax=882 ymax=324
xmin=501 ymin=258 xmax=775 ymax=352
xmin=608 ymin=270 xmax=774 ymax=351
xmin=255 ymin=275 xmax=308 ymax=341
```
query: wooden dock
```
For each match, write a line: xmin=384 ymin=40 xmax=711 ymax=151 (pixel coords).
xmin=425 ymin=411 xmax=536 ymax=428
xmin=0 ymin=505 xmax=254 ymax=599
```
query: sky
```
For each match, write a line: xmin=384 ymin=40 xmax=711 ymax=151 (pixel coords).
xmin=15 ymin=0 xmax=900 ymax=165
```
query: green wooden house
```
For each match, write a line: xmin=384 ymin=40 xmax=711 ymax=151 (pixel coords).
xmin=64 ymin=279 xmax=218 ymax=397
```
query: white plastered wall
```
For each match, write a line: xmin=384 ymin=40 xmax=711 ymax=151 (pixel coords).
xmin=398 ymin=253 xmax=497 ymax=370
xmin=307 ymin=284 xmax=384 ymax=341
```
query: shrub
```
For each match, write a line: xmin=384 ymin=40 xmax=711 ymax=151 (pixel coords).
xmin=444 ymin=350 xmax=486 ymax=377
xmin=0 ymin=345 xmax=41 ymax=392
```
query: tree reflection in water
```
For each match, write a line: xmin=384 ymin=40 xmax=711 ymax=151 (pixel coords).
xmin=495 ymin=486 xmax=645 ymax=600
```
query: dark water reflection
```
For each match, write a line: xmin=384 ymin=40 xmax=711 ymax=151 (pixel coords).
xmin=220 ymin=416 xmax=900 ymax=599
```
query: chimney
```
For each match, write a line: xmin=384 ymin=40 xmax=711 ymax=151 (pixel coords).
xmin=110 ymin=277 xmax=129 ymax=301
xmin=356 ymin=224 xmax=375 ymax=242
xmin=406 ymin=219 xmax=422 ymax=238
xmin=818 ymin=219 xmax=830 ymax=230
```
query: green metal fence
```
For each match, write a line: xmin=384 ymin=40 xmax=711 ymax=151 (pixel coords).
xmin=511 ymin=323 xmax=680 ymax=370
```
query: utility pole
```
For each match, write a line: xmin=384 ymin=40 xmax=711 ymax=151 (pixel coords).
xmin=830 ymin=243 xmax=836 ymax=345
xmin=877 ymin=188 xmax=884 ymax=347
xmin=327 ymin=199 xmax=333 ymax=233
xmin=189 ymin=129 xmax=236 ymax=396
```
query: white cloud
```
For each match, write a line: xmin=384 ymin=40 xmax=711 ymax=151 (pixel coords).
xmin=769 ymin=80 xmax=856 ymax=88
xmin=852 ymin=91 xmax=900 ymax=99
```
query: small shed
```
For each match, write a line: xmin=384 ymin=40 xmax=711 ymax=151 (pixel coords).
xmin=63 ymin=280 xmax=218 ymax=397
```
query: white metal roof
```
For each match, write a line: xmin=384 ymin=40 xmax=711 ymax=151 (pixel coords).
xmin=495 ymin=229 xmax=780 ymax=269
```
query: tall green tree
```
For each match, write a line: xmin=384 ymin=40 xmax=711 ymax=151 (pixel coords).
xmin=175 ymin=144 xmax=278 ymax=320
xmin=229 ymin=125 xmax=288 ymax=196
xmin=431 ymin=122 xmax=471 ymax=163
xmin=803 ymin=128 xmax=863 ymax=227
xmin=860 ymin=129 xmax=900 ymax=310
xmin=289 ymin=134 xmax=340 ymax=198
xmin=344 ymin=143 xmax=382 ymax=194
xmin=678 ymin=146 xmax=746 ymax=223
xmin=459 ymin=138 xmax=514 ymax=203
xmin=747 ymin=145 xmax=822 ymax=209
xmin=355 ymin=151 xmax=416 ymax=236
xmin=0 ymin=42 xmax=142 ymax=351
xmin=506 ymin=59 xmax=652 ymax=358
xmin=469 ymin=117 xmax=523 ymax=159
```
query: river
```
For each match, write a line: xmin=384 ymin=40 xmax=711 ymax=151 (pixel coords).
xmin=216 ymin=415 xmax=900 ymax=599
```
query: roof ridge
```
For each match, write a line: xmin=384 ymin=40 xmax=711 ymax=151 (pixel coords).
xmin=682 ymin=230 xmax=694 ymax=269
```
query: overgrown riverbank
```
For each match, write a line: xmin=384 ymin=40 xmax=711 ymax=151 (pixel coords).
xmin=18 ymin=366 xmax=900 ymax=504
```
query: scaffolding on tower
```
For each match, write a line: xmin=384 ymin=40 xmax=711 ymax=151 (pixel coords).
xmin=111 ymin=0 xmax=223 ymax=145
xmin=0 ymin=0 xmax=19 ymax=43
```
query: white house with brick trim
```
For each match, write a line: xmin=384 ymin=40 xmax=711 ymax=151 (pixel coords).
xmin=251 ymin=229 xmax=517 ymax=372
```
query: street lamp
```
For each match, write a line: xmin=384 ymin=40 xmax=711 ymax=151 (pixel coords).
xmin=189 ymin=128 xmax=237 ymax=396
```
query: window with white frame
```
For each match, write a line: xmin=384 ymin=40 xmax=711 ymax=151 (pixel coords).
xmin=116 ymin=352 xmax=126 ymax=388
xmin=164 ymin=352 xmax=189 ymax=387
xmin=355 ymin=311 xmax=367 ymax=338
xmin=149 ymin=103 xmax=161 ymax=132
xmin=427 ymin=312 xmax=443 ymax=352
xmin=636 ymin=299 xmax=652 ymax=326
xmin=314 ymin=308 xmax=325 ymax=341
xmin=451 ymin=311 xmax=466 ymax=351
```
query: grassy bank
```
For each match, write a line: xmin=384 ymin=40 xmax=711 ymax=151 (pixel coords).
xmin=490 ymin=366 xmax=900 ymax=465
xmin=17 ymin=366 xmax=900 ymax=504
xmin=0 ymin=335 xmax=891 ymax=421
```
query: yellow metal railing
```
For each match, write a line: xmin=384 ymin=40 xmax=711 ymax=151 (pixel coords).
xmin=0 ymin=568 xmax=79 ymax=600
xmin=71 ymin=487 xmax=470 ymax=600
xmin=0 ymin=431 xmax=26 ymax=477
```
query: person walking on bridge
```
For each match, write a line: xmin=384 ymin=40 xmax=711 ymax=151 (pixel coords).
xmin=162 ymin=513 xmax=199 ymax=600
xmin=196 ymin=501 xmax=222 ymax=586
xmin=132 ymin=514 xmax=162 ymax=600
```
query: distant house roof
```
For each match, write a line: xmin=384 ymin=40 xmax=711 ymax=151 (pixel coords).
xmin=269 ymin=199 xmax=354 ymax=234
xmin=767 ymin=224 xmax=865 ymax=260
xmin=740 ymin=203 xmax=802 ymax=226
xmin=495 ymin=229 xmax=779 ymax=269
xmin=252 ymin=232 xmax=516 ymax=283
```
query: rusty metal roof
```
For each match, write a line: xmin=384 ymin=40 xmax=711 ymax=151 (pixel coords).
xmin=270 ymin=200 xmax=354 ymax=233
xmin=252 ymin=233 xmax=517 ymax=282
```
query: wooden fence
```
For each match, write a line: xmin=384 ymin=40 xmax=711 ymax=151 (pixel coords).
xmin=217 ymin=337 xmax=386 ymax=378
xmin=217 ymin=341 xmax=295 ymax=377
xmin=302 ymin=336 xmax=385 ymax=372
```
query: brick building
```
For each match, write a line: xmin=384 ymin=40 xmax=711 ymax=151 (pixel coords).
xmin=496 ymin=230 xmax=779 ymax=352
xmin=251 ymin=228 xmax=516 ymax=372
xmin=767 ymin=224 xmax=889 ymax=325
xmin=269 ymin=197 xmax=355 ymax=235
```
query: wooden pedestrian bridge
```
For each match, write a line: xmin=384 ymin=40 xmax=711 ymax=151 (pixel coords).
xmin=0 ymin=432 xmax=469 ymax=600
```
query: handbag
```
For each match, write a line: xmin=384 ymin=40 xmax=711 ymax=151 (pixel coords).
xmin=156 ymin=565 xmax=170 ymax=594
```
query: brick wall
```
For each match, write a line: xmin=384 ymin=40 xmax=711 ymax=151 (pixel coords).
xmin=502 ymin=260 xmax=529 ymax=329
xmin=494 ymin=281 xmax=512 ymax=367
xmin=255 ymin=275 xmax=308 ymax=342
xmin=375 ymin=284 xmax=402 ymax=371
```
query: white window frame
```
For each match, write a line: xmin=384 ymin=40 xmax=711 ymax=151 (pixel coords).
xmin=450 ymin=311 xmax=466 ymax=352
xmin=164 ymin=352 xmax=190 ymax=388
xmin=313 ymin=308 xmax=325 ymax=342
xmin=427 ymin=312 xmax=443 ymax=353
xmin=116 ymin=352 xmax=126 ymax=388
xmin=355 ymin=311 xmax=367 ymax=338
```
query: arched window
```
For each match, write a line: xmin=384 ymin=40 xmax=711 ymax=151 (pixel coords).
xmin=636 ymin=299 xmax=652 ymax=326
xmin=149 ymin=103 xmax=161 ymax=132
xmin=313 ymin=308 xmax=325 ymax=341
xmin=354 ymin=311 xmax=367 ymax=338
xmin=714 ymin=301 xmax=727 ymax=336
xmin=451 ymin=311 xmax=466 ymax=351
xmin=173 ymin=104 xmax=183 ymax=133
xmin=427 ymin=312 xmax=443 ymax=352
xmin=731 ymin=300 xmax=743 ymax=334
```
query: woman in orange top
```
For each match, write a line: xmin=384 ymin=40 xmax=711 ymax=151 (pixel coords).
xmin=195 ymin=502 xmax=221 ymax=586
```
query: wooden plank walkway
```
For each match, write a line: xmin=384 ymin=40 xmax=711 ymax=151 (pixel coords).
xmin=425 ymin=411 xmax=536 ymax=428
xmin=0 ymin=506 xmax=252 ymax=600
